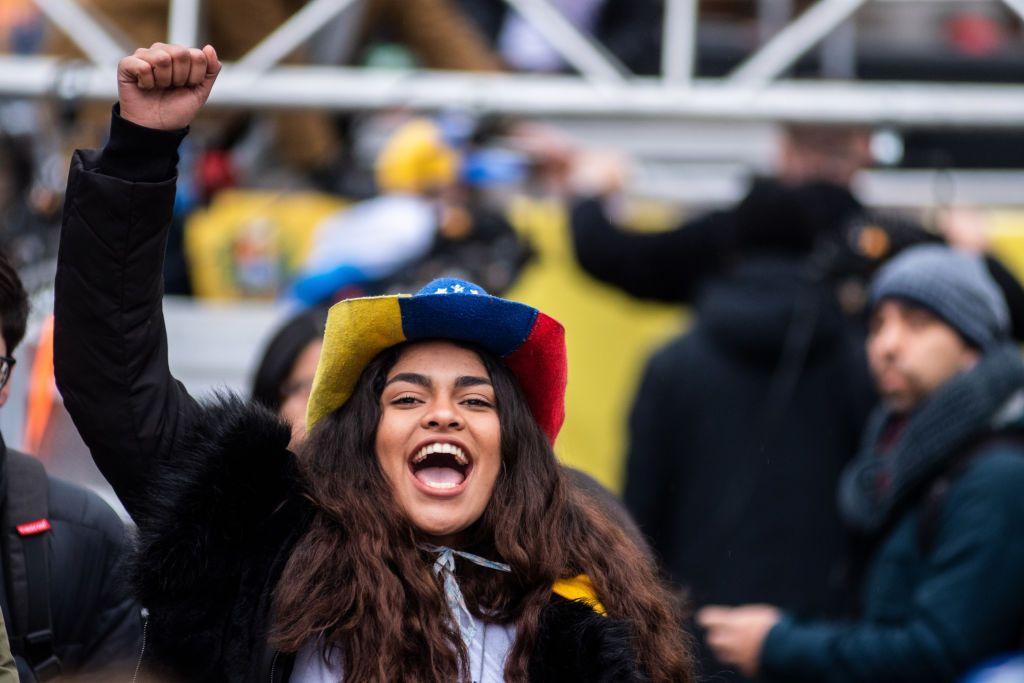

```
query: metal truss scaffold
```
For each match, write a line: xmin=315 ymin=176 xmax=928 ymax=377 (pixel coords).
xmin=2 ymin=0 xmax=1022 ymax=127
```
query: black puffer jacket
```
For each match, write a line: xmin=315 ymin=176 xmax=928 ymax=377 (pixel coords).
xmin=624 ymin=256 xmax=876 ymax=681
xmin=0 ymin=438 xmax=141 ymax=681
xmin=53 ymin=114 xmax=648 ymax=681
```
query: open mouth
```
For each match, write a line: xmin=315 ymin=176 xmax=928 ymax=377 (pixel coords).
xmin=409 ymin=442 xmax=472 ymax=491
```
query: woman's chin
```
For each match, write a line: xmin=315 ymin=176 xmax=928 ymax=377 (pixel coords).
xmin=410 ymin=511 xmax=477 ymax=547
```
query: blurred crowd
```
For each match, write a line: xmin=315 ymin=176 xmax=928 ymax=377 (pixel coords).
xmin=0 ymin=0 xmax=1023 ymax=681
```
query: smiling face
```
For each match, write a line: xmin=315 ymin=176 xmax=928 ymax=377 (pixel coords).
xmin=375 ymin=341 xmax=502 ymax=546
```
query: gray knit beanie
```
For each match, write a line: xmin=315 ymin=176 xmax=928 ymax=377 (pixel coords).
xmin=869 ymin=244 xmax=1009 ymax=350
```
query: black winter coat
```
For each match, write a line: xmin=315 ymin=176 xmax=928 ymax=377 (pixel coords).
xmin=53 ymin=114 xmax=648 ymax=681
xmin=0 ymin=438 xmax=141 ymax=681
xmin=624 ymin=256 xmax=876 ymax=681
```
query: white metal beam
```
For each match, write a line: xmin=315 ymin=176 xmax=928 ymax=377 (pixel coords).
xmin=758 ymin=0 xmax=794 ymax=42
xmin=169 ymin=0 xmax=202 ymax=47
xmin=236 ymin=0 xmax=360 ymax=72
xmin=7 ymin=56 xmax=1024 ymax=127
xmin=662 ymin=0 xmax=698 ymax=86
xmin=728 ymin=0 xmax=866 ymax=86
xmin=502 ymin=0 xmax=628 ymax=83
xmin=32 ymin=0 xmax=125 ymax=65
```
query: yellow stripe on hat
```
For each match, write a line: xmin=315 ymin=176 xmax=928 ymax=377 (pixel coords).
xmin=306 ymin=295 xmax=408 ymax=430
xmin=552 ymin=574 xmax=606 ymax=615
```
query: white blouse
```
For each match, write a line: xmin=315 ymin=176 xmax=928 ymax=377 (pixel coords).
xmin=290 ymin=617 xmax=516 ymax=683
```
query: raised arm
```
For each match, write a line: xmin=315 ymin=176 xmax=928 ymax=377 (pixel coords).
xmin=570 ymin=197 xmax=737 ymax=304
xmin=54 ymin=44 xmax=221 ymax=520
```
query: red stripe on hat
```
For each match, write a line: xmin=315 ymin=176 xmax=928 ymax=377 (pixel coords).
xmin=16 ymin=519 xmax=51 ymax=536
xmin=505 ymin=312 xmax=567 ymax=443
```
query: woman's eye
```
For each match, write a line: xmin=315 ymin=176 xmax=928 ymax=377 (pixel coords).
xmin=392 ymin=396 xmax=421 ymax=405
xmin=462 ymin=398 xmax=494 ymax=408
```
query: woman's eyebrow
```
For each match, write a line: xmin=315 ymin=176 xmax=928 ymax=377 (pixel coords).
xmin=455 ymin=375 xmax=492 ymax=388
xmin=386 ymin=372 xmax=432 ymax=388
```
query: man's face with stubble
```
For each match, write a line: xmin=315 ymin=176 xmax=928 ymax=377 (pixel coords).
xmin=867 ymin=299 xmax=979 ymax=413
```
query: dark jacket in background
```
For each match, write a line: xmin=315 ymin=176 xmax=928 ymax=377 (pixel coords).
xmin=53 ymin=113 xmax=652 ymax=682
xmin=762 ymin=344 xmax=1024 ymax=682
xmin=625 ymin=256 xmax=876 ymax=681
xmin=0 ymin=438 xmax=141 ymax=681
xmin=570 ymin=180 xmax=865 ymax=304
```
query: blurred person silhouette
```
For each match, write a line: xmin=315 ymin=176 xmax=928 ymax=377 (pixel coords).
xmin=291 ymin=118 xmax=462 ymax=305
xmin=623 ymin=181 xmax=877 ymax=682
xmin=568 ymin=125 xmax=1024 ymax=336
xmin=292 ymin=116 xmax=531 ymax=305
xmin=0 ymin=252 xmax=141 ymax=681
xmin=251 ymin=306 xmax=328 ymax=450
xmin=700 ymin=245 xmax=1024 ymax=682
xmin=0 ymin=133 xmax=57 ymax=268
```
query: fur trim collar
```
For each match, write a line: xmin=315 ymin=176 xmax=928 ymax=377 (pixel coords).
xmin=130 ymin=396 xmax=642 ymax=681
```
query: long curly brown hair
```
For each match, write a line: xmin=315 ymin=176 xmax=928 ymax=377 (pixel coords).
xmin=271 ymin=341 xmax=694 ymax=681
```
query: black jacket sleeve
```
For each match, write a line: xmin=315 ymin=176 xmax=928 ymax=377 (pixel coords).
xmin=569 ymin=196 xmax=736 ymax=303
xmin=53 ymin=110 xmax=197 ymax=523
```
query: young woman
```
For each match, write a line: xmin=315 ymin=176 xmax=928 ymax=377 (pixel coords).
xmin=53 ymin=43 xmax=694 ymax=681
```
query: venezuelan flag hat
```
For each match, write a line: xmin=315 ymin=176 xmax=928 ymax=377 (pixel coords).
xmin=306 ymin=278 xmax=567 ymax=443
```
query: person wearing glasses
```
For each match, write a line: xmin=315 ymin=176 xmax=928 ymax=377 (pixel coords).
xmin=0 ymin=253 xmax=141 ymax=681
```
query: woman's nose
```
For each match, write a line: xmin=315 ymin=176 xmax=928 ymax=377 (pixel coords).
xmin=422 ymin=399 xmax=463 ymax=430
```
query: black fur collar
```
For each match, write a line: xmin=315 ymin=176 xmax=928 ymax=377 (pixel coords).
xmin=130 ymin=396 xmax=643 ymax=681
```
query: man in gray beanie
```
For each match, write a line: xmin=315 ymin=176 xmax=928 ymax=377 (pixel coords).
xmin=699 ymin=244 xmax=1024 ymax=682
xmin=869 ymin=243 xmax=1010 ymax=351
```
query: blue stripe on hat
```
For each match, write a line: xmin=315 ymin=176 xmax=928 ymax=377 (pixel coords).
xmin=399 ymin=279 xmax=538 ymax=357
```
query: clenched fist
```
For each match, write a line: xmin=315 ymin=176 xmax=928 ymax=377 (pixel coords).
xmin=118 ymin=43 xmax=221 ymax=131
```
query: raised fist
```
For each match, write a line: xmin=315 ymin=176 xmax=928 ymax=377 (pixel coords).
xmin=117 ymin=43 xmax=221 ymax=131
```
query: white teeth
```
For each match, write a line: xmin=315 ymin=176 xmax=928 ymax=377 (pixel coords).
xmin=424 ymin=481 xmax=457 ymax=490
xmin=412 ymin=443 xmax=469 ymax=464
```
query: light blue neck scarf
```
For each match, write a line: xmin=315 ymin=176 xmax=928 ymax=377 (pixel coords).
xmin=419 ymin=544 xmax=511 ymax=647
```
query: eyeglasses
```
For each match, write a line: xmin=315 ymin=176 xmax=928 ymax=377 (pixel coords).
xmin=0 ymin=356 xmax=15 ymax=390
